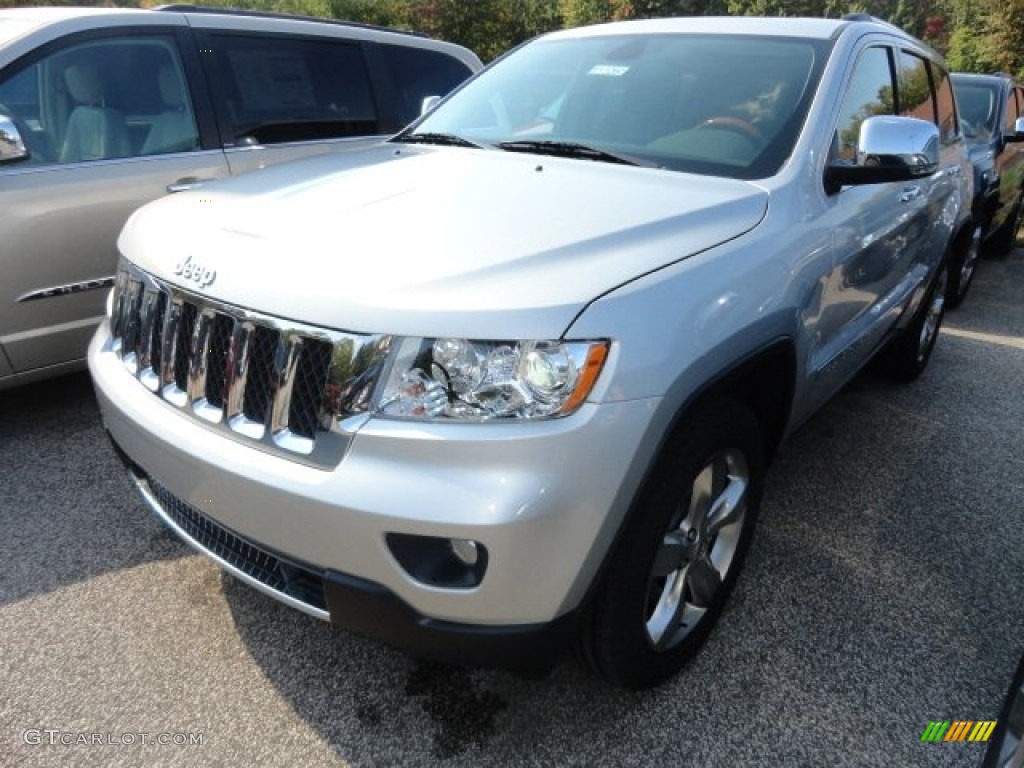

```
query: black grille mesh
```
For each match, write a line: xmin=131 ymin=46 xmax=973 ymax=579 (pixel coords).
xmin=244 ymin=326 xmax=278 ymax=424
xmin=290 ymin=340 xmax=333 ymax=438
xmin=205 ymin=313 xmax=233 ymax=408
xmin=149 ymin=478 xmax=327 ymax=612
xmin=174 ymin=302 xmax=198 ymax=392
xmin=122 ymin=282 xmax=144 ymax=357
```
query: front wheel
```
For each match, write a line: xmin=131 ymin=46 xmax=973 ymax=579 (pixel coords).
xmin=946 ymin=224 xmax=982 ymax=309
xmin=579 ymin=398 xmax=764 ymax=689
xmin=989 ymin=192 xmax=1024 ymax=258
xmin=876 ymin=261 xmax=948 ymax=381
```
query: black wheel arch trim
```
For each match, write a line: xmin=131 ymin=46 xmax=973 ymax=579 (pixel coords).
xmin=563 ymin=335 xmax=796 ymax=620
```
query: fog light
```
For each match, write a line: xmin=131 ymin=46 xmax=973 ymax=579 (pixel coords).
xmin=450 ymin=538 xmax=479 ymax=566
xmin=385 ymin=533 xmax=488 ymax=588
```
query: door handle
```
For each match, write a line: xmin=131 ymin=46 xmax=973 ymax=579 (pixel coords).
xmin=166 ymin=177 xmax=212 ymax=193
xmin=899 ymin=186 xmax=922 ymax=203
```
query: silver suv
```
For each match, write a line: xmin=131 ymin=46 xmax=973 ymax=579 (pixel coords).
xmin=0 ymin=6 xmax=480 ymax=390
xmin=90 ymin=15 xmax=972 ymax=689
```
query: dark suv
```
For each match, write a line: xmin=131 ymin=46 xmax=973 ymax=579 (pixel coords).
xmin=949 ymin=72 xmax=1024 ymax=304
xmin=0 ymin=5 xmax=480 ymax=390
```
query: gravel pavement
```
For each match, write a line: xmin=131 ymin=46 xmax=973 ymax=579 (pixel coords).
xmin=1 ymin=249 xmax=1022 ymax=768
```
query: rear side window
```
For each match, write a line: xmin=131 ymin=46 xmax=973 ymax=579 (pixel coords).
xmin=898 ymin=50 xmax=936 ymax=124
xmin=931 ymin=65 xmax=959 ymax=143
xmin=378 ymin=44 xmax=474 ymax=126
xmin=209 ymin=34 xmax=378 ymax=145
xmin=1006 ymin=87 xmax=1022 ymax=133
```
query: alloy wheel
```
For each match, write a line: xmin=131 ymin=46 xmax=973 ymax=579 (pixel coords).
xmin=917 ymin=266 xmax=947 ymax=364
xmin=645 ymin=449 xmax=750 ymax=650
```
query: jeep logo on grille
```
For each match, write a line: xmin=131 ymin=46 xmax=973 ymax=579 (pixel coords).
xmin=174 ymin=256 xmax=217 ymax=289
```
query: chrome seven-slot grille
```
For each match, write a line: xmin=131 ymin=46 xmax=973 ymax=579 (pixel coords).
xmin=108 ymin=261 xmax=390 ymax=467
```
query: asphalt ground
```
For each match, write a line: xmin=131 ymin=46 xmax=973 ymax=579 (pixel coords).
xmin=1 ymin=248 xmax=1022 ymax=768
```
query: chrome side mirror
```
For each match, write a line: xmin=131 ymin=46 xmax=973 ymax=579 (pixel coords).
xmin=0 ymin=113 xmax=29 ymax=165
xmin=825 ymin=115 xmax=940 ymax=195
xmin=420 ymin=95 xmax=442 ymax=116
xmin=1007 ymin=116 xmax=1024 ymax=142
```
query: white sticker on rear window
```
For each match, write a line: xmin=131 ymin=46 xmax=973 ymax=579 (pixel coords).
xmin=588 ymin=64 xmax=630 ymax=77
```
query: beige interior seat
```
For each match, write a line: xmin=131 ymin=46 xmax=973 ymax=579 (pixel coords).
xmin=60 ymin=62 xmax=130 ymax=163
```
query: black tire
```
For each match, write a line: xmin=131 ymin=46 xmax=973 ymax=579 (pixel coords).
xmin=579 ymin=398 xmax=764 ymax=690
xmin=946 ymin=224 xmax=982 ymax=309
xmin=876 ymin=260 xmax=948 ymax=381
xmin=988 ymin=192 xmax=1024 ymax=258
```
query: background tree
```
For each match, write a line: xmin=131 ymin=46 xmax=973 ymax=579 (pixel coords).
xmin=4 ymin=0 xmax=1021 ymax=75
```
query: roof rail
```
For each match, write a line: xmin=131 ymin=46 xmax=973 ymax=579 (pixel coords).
xmin=153 ymin=4 xmax=428 ymax=38
xmin=841 ymin=12 xmax=908 ymax=35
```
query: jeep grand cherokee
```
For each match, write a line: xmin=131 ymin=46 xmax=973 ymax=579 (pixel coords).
xmin=90 ymin=15 xmax=973 ymax=689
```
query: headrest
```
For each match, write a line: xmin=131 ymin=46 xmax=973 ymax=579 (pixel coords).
xmin=64 ymin=64 xmax=104 ymax=106
xmin=158 ymin=65 xmax=186 ymax=109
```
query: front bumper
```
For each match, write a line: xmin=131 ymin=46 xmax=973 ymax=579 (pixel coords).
xmin=89 ymin=320 xmax=658 ymax=667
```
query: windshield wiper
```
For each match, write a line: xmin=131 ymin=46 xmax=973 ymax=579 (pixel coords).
xmin=496 ymin=140 xmax=648 ymax=167
xmin=393 ymin=132 xmax=484 ymax=149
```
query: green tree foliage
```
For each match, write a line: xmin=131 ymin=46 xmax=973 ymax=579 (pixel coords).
xmin=3 ymin=0 xmax=1019 ymax=75
xmin=984 ymin=0 xmax=1024 ymax=77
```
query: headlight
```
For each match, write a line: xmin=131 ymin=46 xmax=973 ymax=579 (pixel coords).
xmin=376 ymin=337 xmax=608 ymax=421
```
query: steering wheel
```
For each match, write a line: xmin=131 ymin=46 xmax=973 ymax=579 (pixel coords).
xmin=695 ymin=116 xmax=763 ymax=144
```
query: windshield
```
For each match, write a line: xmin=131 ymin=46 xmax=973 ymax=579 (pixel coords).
xmin=954 ymin=81 xmax=1000 ymax=142
xmin=411 ymin=33 xmax=827 ymax=179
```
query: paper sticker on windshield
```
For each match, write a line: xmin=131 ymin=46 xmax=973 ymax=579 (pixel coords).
xmin=588 ymin=64 xmax=629 ymax=77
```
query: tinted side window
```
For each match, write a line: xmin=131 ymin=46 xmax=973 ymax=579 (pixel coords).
xmin=0 ymin=35 xmax=198 ymax=166
xmin=898 ymin=50 xmax=936 ymax=125
xmin=209 ymin=34 xmax=378 ymax=145
xmin=932 ymin=64 xmax=959 ymax=143
xmin=834 ymin=46 xmax=895 ymax=162
xmin=1007 ymin=87 xmax=1024 ymax=133
xmin=955 ymin=82 xmax=999 ymax=139
xmin=378 ymin=44 xmax=473 ymax=125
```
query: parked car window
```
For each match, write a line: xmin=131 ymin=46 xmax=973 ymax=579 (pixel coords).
xmin=0 ymin=35 xmax=198 ymax=165
xmin=833 ymin=46 xmax=895 ymax=162
xmin=956 ymin=81 xmax=999 ymax=140
xmin=1003 ymin=83 xmax=1019 ymax=133
xmin=898 ymin=50 xmax=937 ymax=125
xmin=209 ymin=34 xmax=378 ymax=145
xmin=378 ymin=43 xmax=475 ymax=125
xmin=931 ymin=65 xmax=959 ymax=143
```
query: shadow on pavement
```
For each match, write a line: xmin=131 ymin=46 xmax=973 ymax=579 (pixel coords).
xmin=0 ymin=371 xmax=191 ymax=607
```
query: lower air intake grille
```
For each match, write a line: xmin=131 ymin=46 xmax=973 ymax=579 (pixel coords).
xmin=148 ymin=478 xmax=328 ymax=613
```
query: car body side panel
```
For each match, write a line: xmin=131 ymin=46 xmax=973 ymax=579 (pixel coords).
xmin=0 ymin=151 xmax=230 ymax=372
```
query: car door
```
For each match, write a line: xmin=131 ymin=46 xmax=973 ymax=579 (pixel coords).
xmin=0 ymin=27 xmax=229 ymax=376
xmin=806 ymin=43 xmax=951 ymax=408
xmin=993 ymin=85 xmax=1024 ymax=230
xmin=193 ymin=28 xmax=390 ymax=176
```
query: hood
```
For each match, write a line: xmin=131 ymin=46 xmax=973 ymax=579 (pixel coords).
xmin=119 ymin=145 xmax=768 ymax=339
